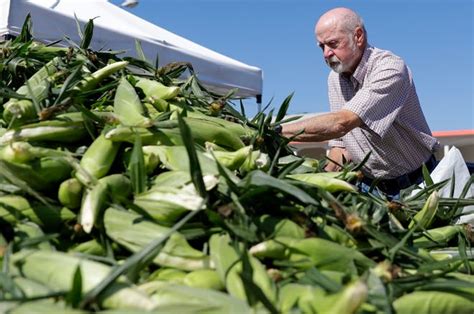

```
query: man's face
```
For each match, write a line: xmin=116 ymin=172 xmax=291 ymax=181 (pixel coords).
xmin=316 ymin=23 xmax=360 ymax=74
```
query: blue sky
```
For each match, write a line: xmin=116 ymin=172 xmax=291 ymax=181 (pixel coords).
xmin=113 ymin=0 xmax=473 ymax=131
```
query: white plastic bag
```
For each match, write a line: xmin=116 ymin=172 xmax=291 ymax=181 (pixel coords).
xmin=412 ymin=146 xmax=474 ymax=224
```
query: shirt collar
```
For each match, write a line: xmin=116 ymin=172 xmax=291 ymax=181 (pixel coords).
xmin=351 ymin=44 xmax=372 ymax=85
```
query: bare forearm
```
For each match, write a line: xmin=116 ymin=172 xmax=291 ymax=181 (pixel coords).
xmin=282 ymin=110 xmax=361 ymax=142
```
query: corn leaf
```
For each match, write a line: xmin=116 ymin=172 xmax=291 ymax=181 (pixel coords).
xmin=66 ymin=265 xmax=83 ymax=308
xmin=134 ymin=40 xmax=147 ymax=62
xmin=422 ymin=164 xmax=434 ymax=187
xmin=239 ymin=250 xmax=278 ymax=313
xmin=274 ymin=91 xmax=294 ymax=123
xmin=177 ymin=113 xmax=206 ymax=198
xmin=240 ymin=170 xmax=317 ymax=205
xmin=128 ymin=133 xmax=147 ymax=194
xmin=14 ymin=14 xmax=32 ymax=44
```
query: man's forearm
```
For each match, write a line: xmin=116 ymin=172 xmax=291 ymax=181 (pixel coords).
xmin=281 ymin=110 xmax=361 ymax=142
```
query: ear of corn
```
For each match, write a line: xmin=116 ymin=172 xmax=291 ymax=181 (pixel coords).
xmin=238 ymin=150 xmax=270 ymax=173
xmin=13 ymin=276 xmax=52 ymax=298
xmin=286 ymin=173 xmax=356 ymax=193
xmin=250 ymin=236 xmax=374 ymax=273
xmin=278 ymin=283 xmax=323 ymax=313
xmin=10 ymin=249 xmax=158 ymax=310
xmin=6 ymin=300 xmax=88 ymax=314
xmin=0 ymin=195 xmax=70 ymax=230
xmin=75 ymin=133 xmax=121 ymax=184
xmin=105 ymin=125 xmax=178 ymax=146
xmin=413 ymin=225 xmax=464 ymax=248
xmin=142 ymin=145 xmax=218 ymax=174
xmin=310 ymin=280 xmax=368 ymax=314
xmin=257 ymin=215 xmax=306 ymax=239
xmin=79 ymin=174 xmax=131 ymax=233
xmin=393 ymin=291 xmax=474 ymax=314
xmin=409 ymin=191 xmax=440 ymax=230
xmin=75 ymin=60 xmax=128 ymax=92
xmin=3 ymin=57 xmax=61 ymax=127
xmin=205 ymin=145 xmax=252 ymax=171
xmin=209 ymin=233 xmax=277 ymax=305
xmin=113 ymin=77 xmax=152 ymax=127
xmin=0 ymin=157 xmax=72 ymax=192
xmin=135 ymin=77 xmax=180 ymax=100
xmin=58 ymin=178 xmax=83 ymax=209
xmin=0 ymin=119 xmax=88 ymax=144
xmin=134 ymin=186 xmax=206 ymax=224
xmin=137 ymin=281 xmax=252 ymax=313
xmin=69 ymin=239 xmax=106 ymax=256
xmin=149 ymin=268 xmax=187 ymax=284
xmin=104 ymin=207 xmax=212 ymax=271
xmin=14 ymin=221 xmax=53 ymax=251
xmin=182 ymin=269 xmax=224 ymax=291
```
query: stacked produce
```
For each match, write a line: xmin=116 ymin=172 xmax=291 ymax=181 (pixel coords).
xmin=1 ymin=17 xmax=473 ymax=313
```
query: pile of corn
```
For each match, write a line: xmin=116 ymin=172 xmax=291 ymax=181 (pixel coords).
xmin=0 ymin=17 xmax=473 ymax=313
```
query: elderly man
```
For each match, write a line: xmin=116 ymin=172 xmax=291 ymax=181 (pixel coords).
xmin=282 ymin=7 xmax=439 ymax=199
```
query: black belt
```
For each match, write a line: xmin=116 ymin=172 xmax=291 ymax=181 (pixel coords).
xmin=361 ymin=155 xmax=437 ymax=195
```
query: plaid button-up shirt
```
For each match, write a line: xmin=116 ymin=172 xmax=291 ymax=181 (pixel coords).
xmin=328 ymin=45 xmax=439 ymax=179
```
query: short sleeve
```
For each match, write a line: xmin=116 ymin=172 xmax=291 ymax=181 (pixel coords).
xmin=343 ymin=54 xmax=410 ymax=138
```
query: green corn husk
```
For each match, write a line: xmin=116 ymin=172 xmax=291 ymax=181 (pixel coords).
xmin=0 ymin=119 xmax=88 ymax=144
xmin=75 ymin=60 xmax=129 ymax=92
xmin=204 ymin=145 xmax=253 ymax=171
xmin=114 ymin=77 xmax=152 ymax=127
xmin=152 ymin=170 xmax=195 ymax=188
xmin=413 ymin=225 xmax=465 ymax=248
xmin=0 ymin=157 xmax=72 ymax=192
xmin=409 ymin=191 xmax=440 ymax=230
xmin=13 ymin=276 xmax=53 ymax=298
xmin=257 ymin=215 xmax=306 ymax=239
xmin=182 ymin=269 xmax=224 ymax=291
xmin=135 ymin=77 xmax=180 ymax=100
xmin=107 ymin=117 xmax=245 ymax=150
xmin=10 ymin=249 xmax=158 ymax=310
xmin=278 ymin=154 xmax=320 ymax=174
xmin=249 ymin=236 xmax=374 ymax=273
xmin=14 ymin=221 xmax=53 ymax=251
xmin=69 ymin=239 xmax=106 ymax=256
xmin=142 ymin=145 xmax=219 ymax=174
xmin=238 ymin=150 xmax=271 ymax=173
xmin=393 ymin=291 xmax=474 ymax=314
xmin=75 ymin=133 xmax=121 ymax=185
xmin=0 ymin=141 xmax=70 ymax=164
xmin=137 ymin=281 xmax=251 ymax=313
xmin=6 ymin=300 xmax=88 ymax=314
xmin=278 ymin=283 xmax=326 ymax=313
xmin=0 ymin=195 xmax=66 ymax=230
xmin=58 ymin=177 xmax=83 ymax=209
xmin=286 ymin=173 xmax=356 ymax=193
xmin=3 ymin=57 xmax=62 ymax=126
xmin=79 ymin=174 xmax=131 ymax=233
xmin=104 ymin=125 xmax=179 ymax=145
xmin=133 ymin=184 xmax=210 ymax=225
xmin=310 ymin=280 xmax=368 ymax=314
xmin=148 ymin=268 xmax=187 ymax=284
xmin=104 ymin=207 xmax=212 ymax=271
xmin=209 ymin=233 xmax=277 ymax=304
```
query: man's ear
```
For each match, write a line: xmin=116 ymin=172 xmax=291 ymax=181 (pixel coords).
xmin=355 ymin=27 xmax=365 ymax=47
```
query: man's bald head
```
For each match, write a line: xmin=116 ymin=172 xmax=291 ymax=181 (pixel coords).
xmin=315 ymin=8 xmax=366 ymax=42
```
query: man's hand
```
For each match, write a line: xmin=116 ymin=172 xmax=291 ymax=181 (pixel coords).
xmin=324 ymin=147 xmax=351 ymax=171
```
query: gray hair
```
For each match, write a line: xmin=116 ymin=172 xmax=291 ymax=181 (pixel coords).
xmin=340 ymin=11 xmax=367 ymax=42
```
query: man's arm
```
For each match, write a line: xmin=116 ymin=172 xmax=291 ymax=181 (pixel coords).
xmin=281 ymin=109 xmax=362 ymax=142
xmin=324 ymin=147 xmax=351 ymax=171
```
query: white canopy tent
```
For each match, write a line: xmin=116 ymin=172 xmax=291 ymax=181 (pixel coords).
xmin=0 ymin=0 xmax=263 ymax=101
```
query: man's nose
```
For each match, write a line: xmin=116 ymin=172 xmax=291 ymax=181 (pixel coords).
xmin=323 ymin=46 xmax=334 ymax=58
